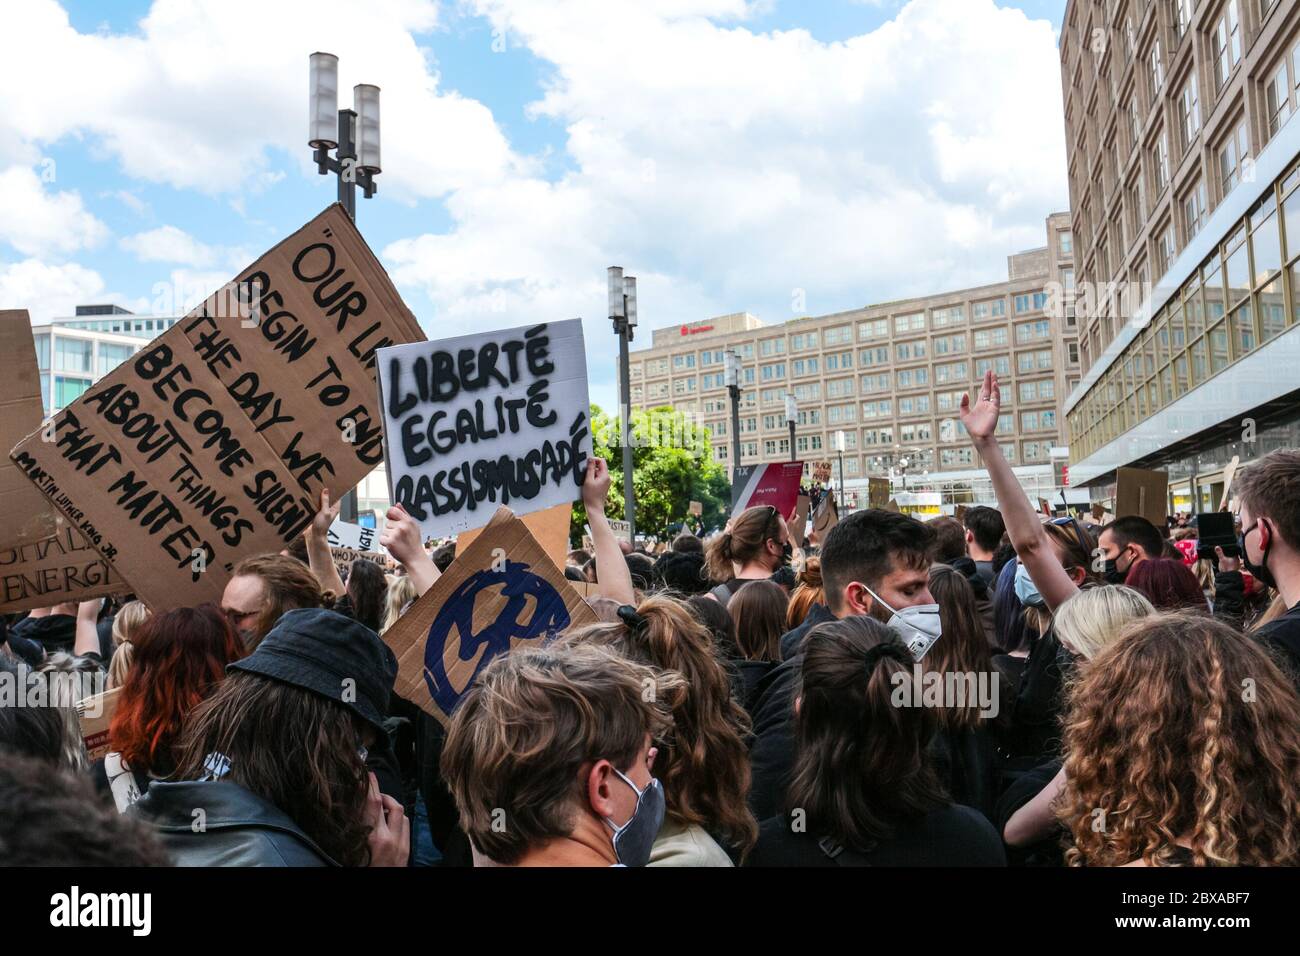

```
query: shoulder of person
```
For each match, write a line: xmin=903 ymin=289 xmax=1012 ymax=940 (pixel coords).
xmin=924 ymin=804 xmax=1007 ymax=865
xmin=746 ymin=815 xmax=827 ymax=868
xmin=649 ymin=819 xmax=734 ymax=868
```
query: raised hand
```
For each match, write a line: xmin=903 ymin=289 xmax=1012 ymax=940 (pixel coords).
xmin=960 ymin=370 xmax=1002 ymax=443
xmin=582 ymin=456 xmax=611 ymax=516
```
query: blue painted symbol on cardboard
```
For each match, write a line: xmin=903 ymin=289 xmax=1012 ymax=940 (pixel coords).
xmin=423 ymin=559 xmax=571 ymax=718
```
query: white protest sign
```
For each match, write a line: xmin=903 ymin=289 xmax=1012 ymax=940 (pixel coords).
xmin=377 ymin=320 xmax=591 ymax=540
xmin=327 ymin=518 xmax=384 ymax=553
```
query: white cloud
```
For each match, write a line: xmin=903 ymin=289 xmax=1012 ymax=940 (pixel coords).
xmin=0 ymin=258 xmax=110 ymax=322
xmin=0 ymin=0 xmax=517 ymax=201
xmin=0 ymin=164 xmax=110 ymax=257
xmin=120 ymin=225 xmax=217 ymax=268
xmin=384 ymin=0 xmax=1068 ymax=406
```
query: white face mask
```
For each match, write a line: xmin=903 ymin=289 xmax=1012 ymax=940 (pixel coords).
xmin=861 ymin=585 xmax=942 ymax=661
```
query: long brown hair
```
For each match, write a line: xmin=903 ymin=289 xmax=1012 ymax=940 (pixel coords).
xmin=925 ymin=564 xmax=1002 ymax=730
xmin=790 ymin=616 xmax=948 ymax=849
xmin=562 ymin=594 xmax=758 ymax=855
xmin=704 ymin=506 xmax=783 ymax=583
xmin=1058 ymin=613 xmax=1300 ymax=866
xmin=728 ymin=580 xmax=789 ymax=663
xmin=172 ymin=672 xmax=373 ymax=866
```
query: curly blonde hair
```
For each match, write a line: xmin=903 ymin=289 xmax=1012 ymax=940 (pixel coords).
xmin=1057 ymin=612 xmax=1300 ymax=866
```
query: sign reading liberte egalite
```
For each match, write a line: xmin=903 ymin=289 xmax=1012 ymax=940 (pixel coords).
xmin=377 ymin=319 xmax=591 ymax=540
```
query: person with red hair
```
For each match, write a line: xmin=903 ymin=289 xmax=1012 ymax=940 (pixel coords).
xmin=93 ymin=605 xmax=244 ymax=813
xmin=1125 ymin=557 xmax=1209 ymax=612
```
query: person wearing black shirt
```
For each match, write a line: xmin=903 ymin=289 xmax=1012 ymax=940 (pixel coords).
xmin=746 ymin=616 xmax=1004 ymax=867
xmin=748 ymin=509 xmax=936 ymax=822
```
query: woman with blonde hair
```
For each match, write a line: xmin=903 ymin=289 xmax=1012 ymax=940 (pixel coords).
xmin=1051 ymin=585 xmax=1154 ymax=660
xmin=380 ymin=575 xmax=418 ymax=635
xmin=107 ymin=601 xmax=151 ymax=690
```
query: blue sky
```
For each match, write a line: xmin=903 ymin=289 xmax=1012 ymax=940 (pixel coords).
xmin=1 ymin=0 xmax=1069 ymax=411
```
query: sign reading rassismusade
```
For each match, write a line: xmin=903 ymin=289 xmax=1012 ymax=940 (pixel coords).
xmin=9 ymin=205 xmax=424 ymax=610
xmin=377 ymin=320 xmax=591 ymax=540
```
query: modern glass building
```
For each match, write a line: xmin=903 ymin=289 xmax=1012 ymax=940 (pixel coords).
xmin=626 ymin=214 xmax=1087 ymax=511
xmin=32 ymin=305 xmax=180 ymax=416
xmin=1061 ymin=0 xmax=1300 ymax=511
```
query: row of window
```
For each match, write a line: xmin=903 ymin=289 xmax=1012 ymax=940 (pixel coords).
xmin=1071 ymin=159 xmax=1300 ymax=460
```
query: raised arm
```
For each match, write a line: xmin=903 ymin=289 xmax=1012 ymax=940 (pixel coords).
xmin=583 ymin=457 xmax=635 ymax=606
xmin=380 ymin=504 xmax=440 ymax=597
xmin=304 ymin=488 xmax=347 ymax=597
xmin=1003 ymin=765 xmax=1067 ymax=848
xmin=960 ymin=371 xmax=1079 ymax=611
xmin=75 ymin=599 xmax=103 ymax=659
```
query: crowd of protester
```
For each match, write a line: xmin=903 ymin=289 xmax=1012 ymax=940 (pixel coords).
xmin=4 ymin=372 xmax=1300 ymax=867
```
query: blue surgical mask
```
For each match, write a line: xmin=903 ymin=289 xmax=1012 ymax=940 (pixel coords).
xmin=1014 ymin=562 xmax=1046 ymax=608
xmin=602 ymin=767 xmax=665 ymax=867
xmin=862 ymin=585 xmax=942 ymax=661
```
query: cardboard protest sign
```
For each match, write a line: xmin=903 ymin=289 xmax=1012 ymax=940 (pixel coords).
xmin=884 ymin=498 xmax=901 ymax=513
xmin=377 ymin=319 xmax=591 ymax=542
xmin=811 ymin=492 xmax=839 ymax=539
xmin=0 ymin=524 xmax=127 ymax=614
xmin=868 ymin=476 xmax=890 ymax=510
xmin=0 ymin=311 xmax=59 ymax=552
xmin=383 ymin=506 xmax=598 ymax=726
xmin=1115 ymin=466 xmax=1169 ymax=528
xmin=461 ymin=500 xmax=573 ymax=570
xmin=1037 ymin=497 xmax=1052 ymax=517
xmin=331 ymin=545 xmax=396 ymax=571
xmin=76 ymin=687 xmax=122 ymax=762
xmin=9 ymin=205 xmax=423 ymax=610
xmin=955 ymin=504 xmax=969 ymax=522
xmin=689 ymin=500 xmax=703 ymax=517
xmin=788 ymin=494 xmax=811 ymax=547
xmin=1219 ymin=454 xmax=1241 ymax=512
xmin=731 ymin=462 xmax=804 ymax=516
xmin=812 ymin=460 xmax=832 ymax=484
xmin=327 ymin=518 xmax=383 ymax=553
xmin=607 ymin=518 xmax=632 ymax=543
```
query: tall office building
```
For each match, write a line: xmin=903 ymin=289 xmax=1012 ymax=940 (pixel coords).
xmin=1061 ymin=0 xmax=1300 ymax=511
xmin=627 ymin=214 xmax=1082 ymax=510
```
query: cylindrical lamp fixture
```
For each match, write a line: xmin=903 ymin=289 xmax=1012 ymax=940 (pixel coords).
xmin=607 ymin=266 xmax=624 ymax=319
xmin=308 ymin=52 xmax=339 ymax=148
xmin=784 ymin=395 xmax=797 ymax=424
xmin=354 ymin=83 xmax=382 ymax=172
xmin=623 ymin=276 xmax=638 ymax=327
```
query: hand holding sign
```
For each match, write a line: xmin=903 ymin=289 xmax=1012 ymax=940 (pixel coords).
xmin=582 ymin=456 xmax=611 ymax=516
xmin=381 ymin=504 xmax=439 ymax=596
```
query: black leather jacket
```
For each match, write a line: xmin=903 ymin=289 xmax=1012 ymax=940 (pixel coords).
xmin=130 ymin=780 xmax=338 ymax=866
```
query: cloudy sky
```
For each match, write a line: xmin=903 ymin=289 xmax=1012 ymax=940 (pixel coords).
xmin=0 ymin=0 xmax=1069 ymax=411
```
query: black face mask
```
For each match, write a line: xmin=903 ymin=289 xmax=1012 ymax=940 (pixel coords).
xmin=1102 ymin=550 xmax=1130 ymax=585
xmin=1241 ymin=522 xmax=1278 ymax=591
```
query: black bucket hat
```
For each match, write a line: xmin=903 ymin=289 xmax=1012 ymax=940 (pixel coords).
xmin=228 ymin=608 xmax=398 ymax=734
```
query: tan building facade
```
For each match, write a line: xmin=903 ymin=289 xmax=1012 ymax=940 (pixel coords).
xmin=1061 ymin=0 xmax=1300 ymax=507
xmin=627 ymin=214 xmax=1082 ymax=508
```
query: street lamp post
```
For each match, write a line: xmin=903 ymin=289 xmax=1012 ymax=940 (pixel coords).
xmin=784 ymin=395 xmax=798 ymax=462
xmin=834 ymin=430 xmax=846 ymax=513
xmin=724 ymin=349 xmax=743 ymax=482
xmin=608 ymin=267 xmax=638 ymax=539
xmin=308 ymin=51 xmax=381 ymax=523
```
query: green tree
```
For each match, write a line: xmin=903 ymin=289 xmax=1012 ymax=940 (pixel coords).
xmin=571 ymin=403 xmax=731 ymax=544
